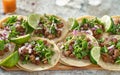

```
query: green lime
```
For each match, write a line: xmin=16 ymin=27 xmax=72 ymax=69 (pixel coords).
xmin=90 ymin=47 xmax=100 ymax=64
xmin=10 ymin=34 xmax=30 ymax=44
xmin=28 ymin=14 xmax=40 ymax=29
xmin=0 ymin=51 xmax=19 ymax=68
xmin=100 ymin=15 xmax=114 ymax=32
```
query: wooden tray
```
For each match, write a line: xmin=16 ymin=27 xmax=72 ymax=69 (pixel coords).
xmin=1 ymin=62 xmax=103 ymax=71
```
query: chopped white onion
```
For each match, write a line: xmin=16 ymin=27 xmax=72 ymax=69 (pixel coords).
xmin=28 ymin=49 xmax=32 ymax=54
xmin=35 ymin=57 xmax=39 ymax=60
xmin=86 ymin=30 xmax=93 ymax=35
xmin=107 ymin=45 xmax=114 ymax=50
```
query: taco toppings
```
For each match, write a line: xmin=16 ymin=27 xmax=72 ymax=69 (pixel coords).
xmin=109 ymin=16 xmax=120 ymax=35
xmin=0 ymin=15 xmax=31 ymax=44
xmin=19 ymin=39 xmax=55 ymax=65
xmin=99 ymin=36 xmax=120 ymax=64
xmin=69 ymin=17 xmax=104 ymax=39
xmin=59 ymin=32 xmax=99 ymax=67
xmin=62 ymin=35 xmax=92 ymax=60
xmin=2 ymin=16 xmax=29 ymax=37
xmin=0 ymin=30 xmax=15 ymax=57
xmin=28 ymin=14 xmax=67 ymax=42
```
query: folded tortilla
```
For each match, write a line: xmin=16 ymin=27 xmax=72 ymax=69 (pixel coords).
xmin=18 ymin=37 xmax=60 ymax=71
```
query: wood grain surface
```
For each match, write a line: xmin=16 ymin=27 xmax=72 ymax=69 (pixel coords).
xmin=1 ymin=62 xmax=103 ymax=71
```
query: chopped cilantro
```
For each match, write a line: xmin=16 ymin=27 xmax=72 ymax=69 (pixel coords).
xmin=116 ymin=40 xmax=120 ymax=49
xmin=4 ymin=16 xmax=17 ymax=26
xmin=101 ymin=46 xmax=108 ymax=53
xmin=0 ymin=40 xmax=5 ymax=51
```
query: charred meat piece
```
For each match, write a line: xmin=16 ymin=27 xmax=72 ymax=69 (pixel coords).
xmin=113 ymin=49 xmax=120 ymax=59
xmin=34 ymin=29 xmax=45 ymax=35
xmin=0 ymin=50 xmax=4 ymax=56
xmin=56 ymin=30 xmax=62 ymax=37
xmin=47 ymin=34 xmax=55 ymax=39
xmin=101 ymin=53 xmax=114 ymax=63
xmin=56 ymin=23 xmax=64 ymax=28
xmin=111 ymin=38 xmax=118 ymax=44
xmin=63 ymin=50 xmax=72 ymax=57
xmin=82 ymin=24 xmax=89 ymax=30
xmin=4 ymin=46 xmax=9 ymax=52
xmin=83 ymin=55 xmax=89 ymax=60
xmin=16 ymin=24 xmax=25 ymax=33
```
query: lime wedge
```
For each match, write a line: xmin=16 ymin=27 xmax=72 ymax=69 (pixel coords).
xmin=28 ymin=14 xmax=40 ymax=29
xmin=100 ymin=15 xmax=114 ymax=32
xmin=10 ymin=34 xmax=30 ymax=44
xmin=0 ymin=51 xmax=19 ymax=68
xmin=90 ymin=47 xmax=100 ymax=64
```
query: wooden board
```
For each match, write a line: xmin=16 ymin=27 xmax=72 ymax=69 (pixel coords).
xmin=0 ymin=62 xmax=103 ymax=71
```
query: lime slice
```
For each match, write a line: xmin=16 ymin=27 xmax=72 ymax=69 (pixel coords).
xmin=90 ymin=47 xmax=100 ymax=64
xmin=28 ymin=14 xmax=40 ymax=29
xmin=0 ymin=51 xmax=19 ymax=68
xmin=100 ymin=15 xmax=114 ymax=32
xmin=10 ymin=34 xmax=30 ymax=44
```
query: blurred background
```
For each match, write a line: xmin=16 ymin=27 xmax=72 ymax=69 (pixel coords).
xmin=0 ymin=0 xmax=120 ymax=19
xmin=0 ymin=0 xmax=120 ymax=75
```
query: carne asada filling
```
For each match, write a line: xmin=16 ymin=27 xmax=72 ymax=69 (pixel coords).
xmin=19 ymin=39 xmax=54 ymax=65
xmin=109 ymin=18 xmax=120 ymax=34
xmin=33 ymin=14 xmax=64 ymax=39
xmin=99 ymin=37 xmax=120 ymax=64
xmin=61 ymin=35 xmax=93 ymax=60
xmin=70 ymin=18 xmax=104 ymax=39
xmin=2 ymin=16 xmax=29 ymax=38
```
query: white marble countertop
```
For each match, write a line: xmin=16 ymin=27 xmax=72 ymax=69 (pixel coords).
xmin=0 ymin=0 xmax=120 ymax=75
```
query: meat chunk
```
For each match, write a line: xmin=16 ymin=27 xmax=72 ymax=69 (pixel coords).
xmin=35 ymin=60 xmax=41 ymax=65
xmin=83 ymin=55 xmax=89 ymax=60
xmin=56 ymin=30 xmax=62 ymax=37
xmin=99 ymin=42 xmax=105 ymax=47
xmin=56 ymin=23 xmax=64 ymax=28
xmin=69 ymin=54 xmax=75 ymax=58
xmin=34 ymin=29 xmax=45 ymax=35
xmin=21 ymin=48 xmax=29 ymax=54
xmin=43 ymin=40 xmax=47 ymax=45
xmin=111 ymin=38 xmax=118 ymax=44
xmin=16 ymin=24 xmax=25 ymax=33
xmin=47 ymin=34 xmax=55 ymax=39
xmin=83 ymin=24 xmax=89 ymax=30
xmin=113 ymin=49 xmax=120 ymax=59
xmin=63 ymin=50 xmax=72 ymax=57
xmin=4 ymin=46 xmax=9 ymax=52
xmin=0 ymin=50 xmax=4 ymax=56
xmin=29 ymin=54 xmax=35 ymax=63
xmin=101 ymin=53 xmax=114 ymax=63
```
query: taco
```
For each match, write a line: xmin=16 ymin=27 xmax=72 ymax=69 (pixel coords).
xmin=0 ymin=15 xmax=32 ymax=44
xmin=17 ymin=37 xmax=60 ymax=71
xmin=0 ymin=30 xmax=15 ymax=62
xmin=108 ymin=16 xmax=120 ymax=35
xmin=28 ymin=14 xmax=68 ymax=43
xmin=97 ymin=34 xmax=120 ymax=71
xmin=68 ymin=16 xmax=105 ymax=39
xmin=58 ymin=31 xmax=99 ymax=67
